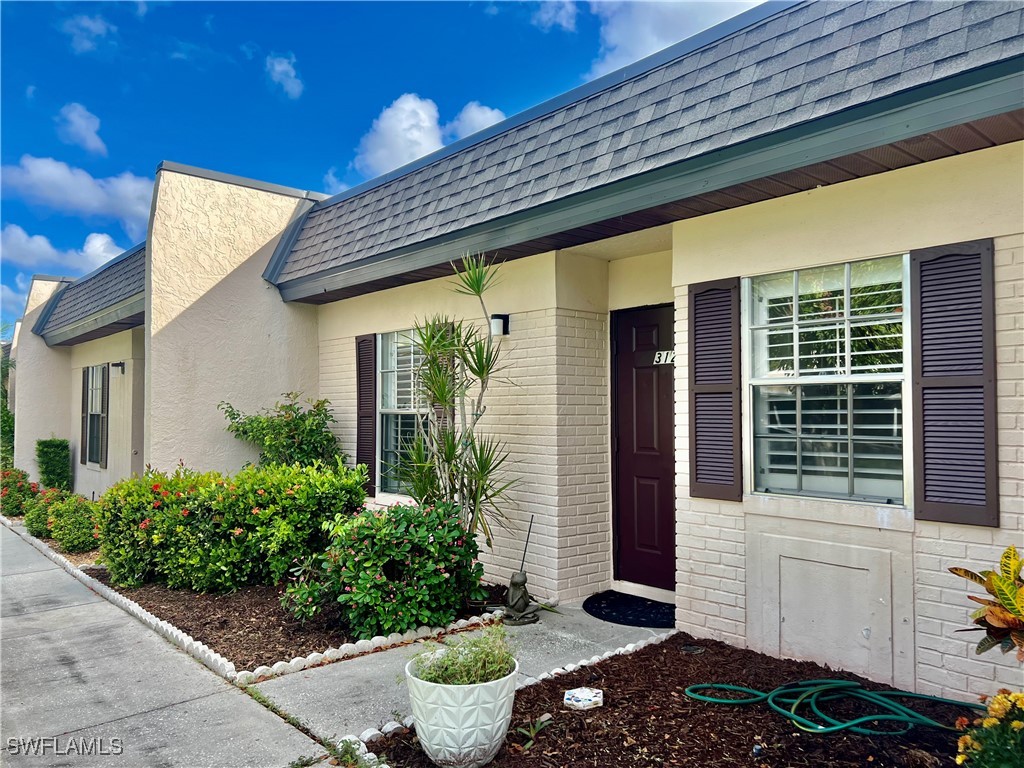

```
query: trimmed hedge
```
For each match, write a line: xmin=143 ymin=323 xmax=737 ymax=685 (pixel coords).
xmin=36 ymin=439 xmax=72 ymax=491
xmin=283 ymin=502 xmax=485 ymax=639
xmin=97 ymin=460 xmax=367 ymax=592
xmin=49 ymin=495 xmax=100 ymax=552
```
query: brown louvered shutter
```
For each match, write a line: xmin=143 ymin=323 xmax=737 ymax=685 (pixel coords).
xmin=912 ymin=239 xmax=997 ymax=526
xmin=99 ymin=363 xmax=109 ymax=469
xmin=80 ymin=369 xmax=89 ymax=465
xmin=689 ymin=278 xmax=742 ymax=501
xmin=355 ymin=334 xmax=377 ymax=497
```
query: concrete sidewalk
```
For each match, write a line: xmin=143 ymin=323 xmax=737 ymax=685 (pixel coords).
xmin=253 ymin=602 xmax=670 ymax=745
xmin=1 ymin=523 xmax=324 ymax=768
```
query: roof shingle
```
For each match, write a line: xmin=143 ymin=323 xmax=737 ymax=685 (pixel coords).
xmin=274 ymin=0 xmax=1023 ymax=285
xmin=39 ymin=244 xmax=146 ymax=335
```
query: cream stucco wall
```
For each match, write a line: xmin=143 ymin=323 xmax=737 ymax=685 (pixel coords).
xmin=12 ymin=278 xmax=72 ymax=481
xmin=70 ymin=328 xmax=145 ymax=500
xmin=608 ymin=250 xmax=673 ymax=311
xmin=145 ymin=169 xmax=320 ymax=473
xmin=671 ymin=142 xmax=1024 ymax=695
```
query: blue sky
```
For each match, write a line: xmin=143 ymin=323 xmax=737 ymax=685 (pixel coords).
xmin=1 ymin=0 xmax=754 ymax=330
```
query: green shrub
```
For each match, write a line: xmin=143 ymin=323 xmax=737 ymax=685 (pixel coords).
xmin=49 ymin=495 xmax=99 ymax=552
xmin=219 ymin=393 xmax=345 ymax=467
xmin=23 ymin=487 xmax=71 ymax=537
xmin=411 ymin=625 xmax=516 ymax=685
xmin=283 ymin=502 xmax=485 ymax=638
xmin=97 ymin=460 xmax=367 ymax=591
xmin=35 ymin=438 xmax=72 ymax=490
xmin=1 ymin=468 xmax=39 ymax=516
xmin=97 ymin=466 xmax=221 ymax=587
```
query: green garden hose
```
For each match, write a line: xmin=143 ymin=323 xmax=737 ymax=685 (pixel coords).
xmin=684 ymin=679 xmax=985 ymax=736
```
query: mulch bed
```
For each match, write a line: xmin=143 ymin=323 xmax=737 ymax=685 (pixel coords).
xmin=378 ymin=633 xmax=974 ymax=768
xmin=94 ymin=572 xmax=510 ymax=671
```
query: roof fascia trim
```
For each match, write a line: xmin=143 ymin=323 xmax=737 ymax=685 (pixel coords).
xmin=261 ymin=198 xmax=320 ymax=283
xmin=41 ymin=294 xmax=145 ymax=347
xmin=278 ymin=60 xmax=1023 ymax=302
xmin=306 ymin=1 xmax=802 ymax=213
xmin=157 ymin=161 xmax=328 ymax=201
xmin=30 ymin=280 xmax=73 ymax=336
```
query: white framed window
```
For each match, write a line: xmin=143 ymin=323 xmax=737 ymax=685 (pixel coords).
xmin=745 ymin=255 xmax=908 ymax=504
xmin=377 ymin=330 xmax=426 ymax=494
xmin=84 ymin=364 xmax=107 ymax=466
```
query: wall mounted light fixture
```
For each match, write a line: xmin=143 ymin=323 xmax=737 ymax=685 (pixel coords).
xmin=489 ymin=314 xmax=510 ymax=337
xmin=111 ymin=361 xmax=126 ymax=373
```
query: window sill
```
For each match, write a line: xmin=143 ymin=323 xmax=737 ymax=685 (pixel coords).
xmin=744 ymin=490 xmax=914 ymax=532
xmin=365 ymin=492 xmax=416 ymax=509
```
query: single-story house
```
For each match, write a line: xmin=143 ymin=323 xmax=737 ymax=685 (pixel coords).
xmin=10 ymin=0 xmax=1023 ymax=699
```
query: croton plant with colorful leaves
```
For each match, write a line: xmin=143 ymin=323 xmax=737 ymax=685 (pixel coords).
xmin=950 ymin=545 xmax=1024 ymax=661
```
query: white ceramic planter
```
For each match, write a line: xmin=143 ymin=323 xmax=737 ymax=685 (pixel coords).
xmin=405 ymin=658 xmax=519 ymax=768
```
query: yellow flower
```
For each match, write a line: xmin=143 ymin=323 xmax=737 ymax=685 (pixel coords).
xmin=988 ymin=695 xmax=1011 ymax=719
xmin=982 ymin=717 xmax=1000 ymax=728
xmin=955 ymin=756 xmax=968 ymax=766
xmin=1011 ymin=720 xmax=1024 ymax=731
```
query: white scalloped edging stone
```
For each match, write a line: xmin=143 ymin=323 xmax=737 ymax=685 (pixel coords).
xmin=237 ymin=608 xmax=504 ymax=685
xmin=0 ymin=515 xmax=238 ymax=682
xmin=1 ymin=514 xmax=510 ymax=695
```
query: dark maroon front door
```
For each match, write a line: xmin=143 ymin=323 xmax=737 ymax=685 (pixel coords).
xmin=612 ymin=305 xmax=676 ymax=591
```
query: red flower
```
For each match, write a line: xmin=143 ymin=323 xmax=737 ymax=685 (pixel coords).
xmin=153 ymin=500 xmax=161 ymax=508
xmin=252 ymin=507 xmax=261 ymax=515
xmin=182 ymin=509 xmax=190 ymax=517
xmin=256 ymin=489 xmax=265 ymax=496
xmin=152 ymin=484 xmax=161 ymax=491
xmin=162 ymin=490 xmax=169 ymax=497
xmin=139 ymin=518 xmax=151 ymax=530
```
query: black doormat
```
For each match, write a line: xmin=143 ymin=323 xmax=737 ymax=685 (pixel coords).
xmin=581 ymin=590 xmax=675 ymax=628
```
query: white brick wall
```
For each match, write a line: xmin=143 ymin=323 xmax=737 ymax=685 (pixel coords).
xmin=553 ymin=309 xmax=612 ymax=601
xmin=672 ymin=287 xmax=748 ymax=647
xmin=912 ymin=233 xmax=1024 ymax=699
xmin=316 ymin=306 xmax=613 ymax=602
xmin=673 ymin=232 xmax=1024 ymax=696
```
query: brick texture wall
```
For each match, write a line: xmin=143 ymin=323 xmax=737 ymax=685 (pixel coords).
xmin=672 ymin=287 xmax=748 ymax=648
xmin=553 ymin=309 xmax=612 ymax=601
xmin=317 ymin=306 xmax=613 ymax=602
xmin=912 ymin=232 xmax=1024 ymax=699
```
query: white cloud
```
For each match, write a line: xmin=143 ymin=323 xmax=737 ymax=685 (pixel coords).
xmin=353 ymin=95 xmax=507 ymax=179
xmin=0 ymin=273 xmax=33 ymax=324
xmin=266 ymin=53 xmax=303 ymax=99
xmin=1 ymin=156 xmax=153 ymax=239
xmin=204 ymin=14 xmax=215 ymax=33
xmin=240 ymin=41 xmax=260 ymax=60
xmin=323 ymin=168 xmax=349 ymax=195
xmin=444 ymin=101 xmax=507 ymax=141
xmin=0 ymin=225 xmax=122 ymax=275
xmin=355 ymin=94 xmax=444 ymax=178
xmin=533 ymin=1 xmax=578 ymax=32
xmin=587 ymin=1 xmax=757 ymax=79
xmin=135 ymin=2 xmax=148 ymax=18
xmin=25 ymin=85 xmax=36 ymax=100
xmin=61 ymin=14 xmax=116 ymax=54
xmin=55 ymin=103 xmax=108 ymax=156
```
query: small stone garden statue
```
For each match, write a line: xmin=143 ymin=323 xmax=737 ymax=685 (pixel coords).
xmin=504 ymin=571 xmax=539 ymax=625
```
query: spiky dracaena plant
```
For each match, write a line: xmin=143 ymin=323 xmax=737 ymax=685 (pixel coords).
xmin=396 ymin=254 xmax=516 ymax=547
xmin=949 ymin=545 xmax=1024 ymax=661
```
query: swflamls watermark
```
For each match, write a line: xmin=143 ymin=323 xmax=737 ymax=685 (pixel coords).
xmin=5 ymin=737 xmax=124 ymax=756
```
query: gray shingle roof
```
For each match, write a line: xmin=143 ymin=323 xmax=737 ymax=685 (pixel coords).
xmin=273 ymin=0 xmax=1023 ymax=286
xmin=38 ymin=244 xmax=146 ymax=335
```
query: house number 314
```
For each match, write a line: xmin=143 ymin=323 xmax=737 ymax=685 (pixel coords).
xmin=653 ymin=351 xmax=675 ymax=365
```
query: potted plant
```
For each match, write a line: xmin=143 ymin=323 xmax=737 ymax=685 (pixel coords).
xmin=405 ymin=625 xmax=518 ymax=768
